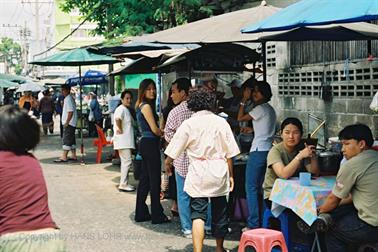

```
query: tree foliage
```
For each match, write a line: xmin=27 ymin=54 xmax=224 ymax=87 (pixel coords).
xmin=0 ymin=37 xmax=22 ymax=74
xmin=60 ymin=0 xmax=215 ymax=39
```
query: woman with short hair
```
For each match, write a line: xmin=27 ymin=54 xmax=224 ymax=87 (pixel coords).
xmin=0 ymin=105 xmax=65 ymax=251
xmin=165 ymin=88 xmax=240 ymax=252
xmin=113 ymin=90 xmax=136 ymax=192
xmin=263 ymin=117 xmax=320 ymax=207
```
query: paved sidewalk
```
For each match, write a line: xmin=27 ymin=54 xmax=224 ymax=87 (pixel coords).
xmin=34 ymin=133 xmax=242 ymax=252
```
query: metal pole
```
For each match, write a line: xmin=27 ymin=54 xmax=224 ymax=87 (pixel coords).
xmin=262 ymin=41 xmax=267 ymax=82
xmin=79 ymin=65 xmax=85 ymax=164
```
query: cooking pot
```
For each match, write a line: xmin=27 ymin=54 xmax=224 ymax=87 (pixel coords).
xmin=317 ymin=151 xmax=342 ymax=175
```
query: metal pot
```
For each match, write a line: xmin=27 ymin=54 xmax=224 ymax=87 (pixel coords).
xmin=317 ymin=151 xmax=342 ymax=174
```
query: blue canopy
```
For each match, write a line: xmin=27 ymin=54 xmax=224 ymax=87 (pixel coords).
xmin=241 ymin=0 xmax=378 ymax=33
xmin=65 ymin=70 xmax=108 ymax=86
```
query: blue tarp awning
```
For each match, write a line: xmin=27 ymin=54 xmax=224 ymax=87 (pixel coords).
xmin=65 ymin=70 xmax=108 ymax=86
xmin=241 ymin=0 xmax=378 ymax=33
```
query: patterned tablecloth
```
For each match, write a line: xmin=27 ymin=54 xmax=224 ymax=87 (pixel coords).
xmin=269 ymin=176 xmax=336 ymax=225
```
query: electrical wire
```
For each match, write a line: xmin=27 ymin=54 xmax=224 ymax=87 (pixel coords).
xmin=33 ymin=15 xmax=91 ymax=57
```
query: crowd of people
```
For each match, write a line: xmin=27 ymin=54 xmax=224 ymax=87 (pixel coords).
xmin=1 ymin=76 xmax=377 ymax=252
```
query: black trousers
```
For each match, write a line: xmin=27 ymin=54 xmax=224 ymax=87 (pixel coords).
xmin=191 ymin=196 xmax=229 ymax=238
xmin=135 ymin=137 xmax=165 ymax=223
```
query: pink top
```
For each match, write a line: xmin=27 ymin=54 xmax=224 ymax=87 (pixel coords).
xmin=0 ymin=151 xmax=57 ymax=235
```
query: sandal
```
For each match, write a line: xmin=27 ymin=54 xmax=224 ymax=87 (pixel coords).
xmin=54 ymin=159 xmax=68 ymax=163
xmin=171 ymin=209 xmax=179 ymax=217
xmin=68 ymin=158 xmax=78 ymax=162
xmin=152 ymin=216 xmax=171 ymax=224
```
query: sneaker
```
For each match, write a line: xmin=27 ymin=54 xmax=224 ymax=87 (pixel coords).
xmin=118 ymin=184 xmax=135 ymax=192
xmin=182 ymin=230 xmax=192 ymax=239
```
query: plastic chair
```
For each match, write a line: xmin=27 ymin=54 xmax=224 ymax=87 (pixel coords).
xmin=263 ymin=208 xmax=312 ymax=252
xmin=93 ymin=125 xmax=112 ymax=163
xmin=238 ymin=228 xmax=288 ymax=252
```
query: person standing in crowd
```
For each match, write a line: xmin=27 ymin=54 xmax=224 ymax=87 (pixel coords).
xmin=54 ymin=84 xmax=77 ymax=163
xmin=55 ymin=92 xmax=65 ymax=138
xmin=222 ymin=78 xmax=242 ymax=119
xmin=263 ymin=118 xmax=319 ymax=208
xmin=165 ymin=88 xmax=240 ymax=252
xmin=39 ymin=89 xmax=55 ymax=135
xmin=113 ymin=90 xmax=135 ymax=192
xmin=164 ymin=78 xmax=212 ymax=238
xmin=19 ymin=91 xmax=38 ymax=116
xmin=88 ymin=92 xmax=103 ymax=137
xmin=134 ymin=79 xmax=170 ymax=224
xmin=313 ymin=124 xmax=378 ymax=252
xmin=3 ymin=89 xmax=15 ymax=105
xmin=0 ymin=105 xmax=66 ymax=251
xmin=237 ymin=81 xmax=277 ymax=231
xmin=161 ymin=89 xmax=179 ymax=218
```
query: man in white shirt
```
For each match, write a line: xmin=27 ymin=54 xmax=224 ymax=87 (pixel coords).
xmin=54 ymin=84 xmax=77 ymax=163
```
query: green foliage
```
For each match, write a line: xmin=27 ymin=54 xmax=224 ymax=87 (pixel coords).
xmin=0 ymin=37 xmax=22 ymax=74
xmin=60 ymin=0 xmax=215 ymax=39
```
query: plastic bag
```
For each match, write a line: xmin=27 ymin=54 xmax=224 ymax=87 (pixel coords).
xmin=370 ymin=91 xmax=378 ymax=113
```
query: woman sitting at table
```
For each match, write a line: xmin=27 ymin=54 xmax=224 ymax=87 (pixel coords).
xmin=263 ymin=117 xmax=320 ymax=208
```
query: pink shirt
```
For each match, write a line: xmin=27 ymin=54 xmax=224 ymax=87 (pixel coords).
xmin=0 ymin=151 xmax=57 ymax=235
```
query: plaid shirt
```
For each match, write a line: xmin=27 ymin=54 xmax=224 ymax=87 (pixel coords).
xmin=164 ymin=101 xmax=193 ymax=177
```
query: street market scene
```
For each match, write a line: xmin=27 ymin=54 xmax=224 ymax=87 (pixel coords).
xmin=1 ymin=0 xmax=378 ymax=252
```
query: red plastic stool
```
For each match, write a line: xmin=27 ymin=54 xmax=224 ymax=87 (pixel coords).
xmin=238 ymin=228 xmax=288 ymax=252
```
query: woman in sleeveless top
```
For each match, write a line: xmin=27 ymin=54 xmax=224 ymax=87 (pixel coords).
xmin=134 ymin=79 xmax=170 ymax=224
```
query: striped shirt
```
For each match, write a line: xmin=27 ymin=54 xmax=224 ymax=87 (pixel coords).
xmin=164 ymin=101 xmax=193 ymax=177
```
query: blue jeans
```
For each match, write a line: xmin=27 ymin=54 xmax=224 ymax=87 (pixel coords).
xmin=326 ymin=205 xmax=378 ymax=252
xmin=176 ymin=171 xmax=211 ymax=234
xmin=245 ymin=151 xmax=268 ymax=228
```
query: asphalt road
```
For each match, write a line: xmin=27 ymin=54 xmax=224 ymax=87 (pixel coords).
xmin=34 ymin=132 xmax=242 ymax=252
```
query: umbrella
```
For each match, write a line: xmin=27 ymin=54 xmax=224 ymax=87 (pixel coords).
xmin=109 ymin=49 xmax=189 ymax=76
xmin=257 ymin=22 xmax=378 ymax=41
xmin=109 ymin=57 xmax=164 ymax=76
xmin=241 ymin=0 xmax=378 ymax=33
xmin=0 ymin=79 xmax=20 ymax=88
xmin=89 ymin=41 xmax=197 ymax=55
xmin=0 ymin=73 xmax=28 ymax=84
xmin=16 ymin=82 xmax=44 ymax=93
xmin=30 ymin=48 xmax=120 ymax=163
xmin=133 ymin=1 xmax=280 ymax=44
xmin=65 ymin=70 xmax=108 ymax=86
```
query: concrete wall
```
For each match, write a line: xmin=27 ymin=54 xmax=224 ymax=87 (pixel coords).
xmin=267 ymin=42 xmax=378 ymax=139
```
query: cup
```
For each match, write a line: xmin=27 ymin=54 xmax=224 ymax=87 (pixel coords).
xmin=299 ymin=172 xmax=311 ymax=186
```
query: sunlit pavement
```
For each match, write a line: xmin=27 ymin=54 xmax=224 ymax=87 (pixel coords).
xmin=33 ymin=119 xmax=242 ymax=252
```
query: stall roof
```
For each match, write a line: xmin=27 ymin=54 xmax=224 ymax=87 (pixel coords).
xmin=157 ymin=43 xmax=260 ymax=72
xmin=133 ymin=2 xmax=280 ymax=44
